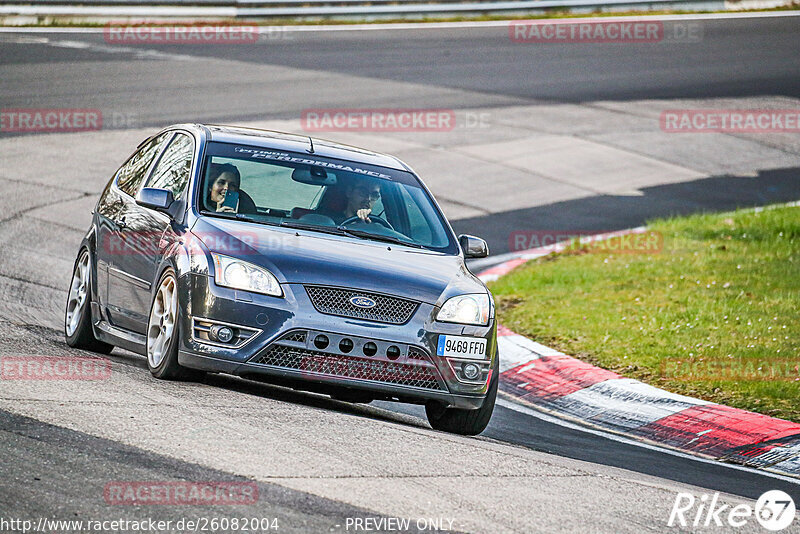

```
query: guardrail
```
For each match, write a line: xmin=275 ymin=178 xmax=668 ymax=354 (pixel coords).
xmin=0 ymin=0 xmax=732 ymax=18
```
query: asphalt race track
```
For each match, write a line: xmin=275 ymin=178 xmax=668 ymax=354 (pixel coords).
xmin=1 ymin=13 xmax=800 ymax=532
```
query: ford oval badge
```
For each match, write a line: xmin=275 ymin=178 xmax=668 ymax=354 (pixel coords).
xmin=349 ymin=296 xmax=376 ymax=309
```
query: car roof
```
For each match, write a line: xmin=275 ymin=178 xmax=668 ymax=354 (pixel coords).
xmin=190 ymin=124 xmax=411 ymax=172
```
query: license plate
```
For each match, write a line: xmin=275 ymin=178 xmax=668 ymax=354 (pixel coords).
xmin=436 ymin=335 xmax=487 ymax=358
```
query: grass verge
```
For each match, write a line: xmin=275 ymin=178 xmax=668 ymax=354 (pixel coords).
xmin=489 ymin=204 xmax=800 ymax=422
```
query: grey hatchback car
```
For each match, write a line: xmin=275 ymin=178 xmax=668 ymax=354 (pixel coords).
xmin=65 ymin=124 xmax=498 ymax=435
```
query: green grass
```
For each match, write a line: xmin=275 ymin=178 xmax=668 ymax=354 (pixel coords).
xmin=490 ymin=204 xmax=800 ymax=422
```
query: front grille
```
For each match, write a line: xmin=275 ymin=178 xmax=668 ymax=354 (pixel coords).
xmin=250 ymin=332 xmax=443 ymax=391
xmin=408 ymin=347 xmax=428 ymax=361
xmin=285 ymin=331 xmax=307 ymax=343
xmin=305 ymin=286 xmax=418 ymax=324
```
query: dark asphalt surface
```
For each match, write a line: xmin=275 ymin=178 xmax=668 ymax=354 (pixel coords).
xmin=1 ymin=409 xmax=435 ymax=534
xmin=144 ymin=18 xmax=800 ymax=103
xmin=1 ymin=17 xmax=799 ymax=121
xmin=1 ymin=14 xmax=800 ymax=529
xmin=378 ymin=400 xmax=800 ymax=503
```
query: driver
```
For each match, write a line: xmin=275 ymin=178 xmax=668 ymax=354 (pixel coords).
xmin=332 ymin=179 xmax=382 ymax=224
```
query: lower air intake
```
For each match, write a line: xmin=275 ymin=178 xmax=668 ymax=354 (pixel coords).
xmin=251 ymin=344 xmax=444 ymax=391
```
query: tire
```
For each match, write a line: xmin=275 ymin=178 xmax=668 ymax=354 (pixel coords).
xmin=426 ymin=355 xmax=498 ymax=436
xmin=64 ymin=247 xmax=114 ymax=354
xmin=146 ymin=268 xmax=202 ymax=381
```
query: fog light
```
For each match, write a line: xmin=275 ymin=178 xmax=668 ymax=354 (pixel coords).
xmin=462 ymin=362 xmax=481 ymax=380
xmin=209 ymin=325 xmax=234 ymax=343
xmin=363 ymin=342 xmax=377 ymax=357
xmin=386 ymin=346 xmax=401 ymax=360
xmin=314 ymin=334 xmax=329 ymax=350
xmin=339 ymin=338 xmax=354 ymax=353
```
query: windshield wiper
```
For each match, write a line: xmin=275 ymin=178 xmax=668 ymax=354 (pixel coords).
xmin=206 ymin=211 xmax=280 ymax=227
xmin=206 ymin=211 xmax=254 ymax=222
xmin=279 ymin=220 xmax=423 ymax=248
xmin=279 ymin=220 xmax=349 ymax=236
xmin=337 ymin=227 xmax=425 ymax=249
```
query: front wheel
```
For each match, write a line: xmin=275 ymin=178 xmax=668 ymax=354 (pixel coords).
xmin=426 ymin=355 xmax=498 ymax=436
xmin=146 ymin=268 xmax=201 ymax=380
xmin=64 ymin=247 xmax=114 ymax=354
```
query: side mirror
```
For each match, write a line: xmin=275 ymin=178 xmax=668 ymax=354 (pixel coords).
xmin=136 ymin=187 xmax=174 ymax=213
xmin=459 ymin=234 xmax=489 ymax=259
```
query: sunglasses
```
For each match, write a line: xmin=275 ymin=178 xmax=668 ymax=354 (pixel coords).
xmin=355 ymin=187 xmax=381 ymax=201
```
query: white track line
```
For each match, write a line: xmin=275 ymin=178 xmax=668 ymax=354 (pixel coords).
xmin=0 ymin=34 xmax=199 ymax=60
xmin=497 ymin=397 xmax=800 ymax=486
xmin=0 ymin=10 xmax=798 ymax=33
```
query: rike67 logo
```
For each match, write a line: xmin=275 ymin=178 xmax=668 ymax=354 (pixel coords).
xmin=668 ymin=490 xmax=796 ymax=531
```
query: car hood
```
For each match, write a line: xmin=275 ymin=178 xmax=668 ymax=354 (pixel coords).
xmin=191 ymin=217 xmax=485 ymax=305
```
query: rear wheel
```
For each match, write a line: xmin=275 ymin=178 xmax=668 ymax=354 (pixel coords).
xmin=146 ymin=269 xmax=202 ymax=380
xmin=426 ymin=355 xmax=498 ymax=436
xmin=64 ymin=247 xmax=114 ymax=354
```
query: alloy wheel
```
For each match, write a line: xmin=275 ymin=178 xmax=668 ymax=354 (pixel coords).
xmin=65 ymin=250 xmax=90 ymax=337
xmin=147 ymin=274 xmax=178 ymax=369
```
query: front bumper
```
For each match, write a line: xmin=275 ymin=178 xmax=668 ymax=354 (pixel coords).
xmin=177 ymin=273 xmax=496 ymax=410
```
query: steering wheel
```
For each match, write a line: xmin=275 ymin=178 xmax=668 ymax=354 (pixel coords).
xmin=339 ymin=214 xmax=394 ymax=231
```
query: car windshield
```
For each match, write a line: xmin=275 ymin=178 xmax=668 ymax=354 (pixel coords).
xmin=198 ymin=142 xmax=456 ymax=252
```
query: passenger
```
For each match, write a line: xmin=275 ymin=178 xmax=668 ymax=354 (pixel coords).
xmin=206 ymin=163 xmax=241 ymax=213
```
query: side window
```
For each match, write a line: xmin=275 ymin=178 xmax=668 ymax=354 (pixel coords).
xmin=116 ymin=132 xmax=171 ymax=197
xmin=147 ymin=133 xmax=194 ymax=199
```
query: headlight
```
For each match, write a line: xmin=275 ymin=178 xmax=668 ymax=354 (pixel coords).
xmin=211 ymin=253 xmax=282 ymax=297
xmin=436 ymin=294 xmax=490 ymax=326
